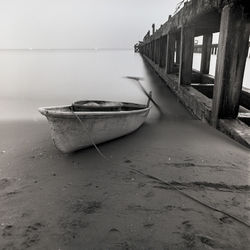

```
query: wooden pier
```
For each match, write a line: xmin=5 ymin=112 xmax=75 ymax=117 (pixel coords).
xmin=136 ymin=0 xmax=250 ymax=148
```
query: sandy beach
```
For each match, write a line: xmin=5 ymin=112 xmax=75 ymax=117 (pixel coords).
xmin=0 ymin=65 xmax=250 ymax=249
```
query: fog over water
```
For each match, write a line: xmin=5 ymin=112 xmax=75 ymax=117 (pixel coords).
xmin=0 ymin=50 xmax=249 ymax=121
xmin=0 ymin=50 xmax=151 ymax=120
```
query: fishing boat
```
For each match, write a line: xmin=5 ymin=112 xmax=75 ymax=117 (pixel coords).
xmin=39 ymin=100 xmax=151 ymax=153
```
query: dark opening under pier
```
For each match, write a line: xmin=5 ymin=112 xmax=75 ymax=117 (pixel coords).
xmin=135 ymin=0 xmax=250 ymax=148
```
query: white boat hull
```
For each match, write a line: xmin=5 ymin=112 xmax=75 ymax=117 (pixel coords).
xmin=39 ymin=105 xmax=150 ymax=153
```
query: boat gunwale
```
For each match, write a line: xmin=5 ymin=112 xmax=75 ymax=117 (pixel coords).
xmin=39 ymin=105 xmax=151 ymax=119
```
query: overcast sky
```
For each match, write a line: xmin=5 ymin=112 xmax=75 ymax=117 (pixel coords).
xmin=0 ymin=0 xmax=180 ymax=49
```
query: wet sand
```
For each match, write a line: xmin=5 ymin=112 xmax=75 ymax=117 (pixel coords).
xmin=0 ymin=65 xmax=250 ymax=249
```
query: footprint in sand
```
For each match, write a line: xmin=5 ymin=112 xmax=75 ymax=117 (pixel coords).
xmin=144 ymin=191 xmax=154 ymax=198
xmin=72 ymin=200 xmax=102 ymax=214
xmin=2 ymin=225 xmax=14 ymax=237
xmin=197 ymin=234 xmax=216 ymax=248
xmin=143 ymin=223 xmax=154 ymax=229
xmin=109 ymin=228 xmax=120 ymax=233
xmin=219 ymin=216 xmax=233 ymax=224
xmin=5 ymin=190 xmax=21 ymax=197
xmin=60 ymin=218 xmax=89 ymax=244
xmin=137 ymin=182 xmax=146 ymax=188
xmin=83 ymin=201 xmax=102 ymax=214
xmin=0 ymin=178 xmax=12 ymax=190
xmin=164 ymin=205 xmax=175 ymax=211
xmin=124 ymin=159 xmax=132 ymax=164
xmin=21 ymin=222 xmax=45 ymax=248
xmin=182 ymin=232 xmax=196 ymax=248
xmin=182 ymin=220 xmax=192 ymax=229
xmin=181 ymin=220 xmax=195 ymax=248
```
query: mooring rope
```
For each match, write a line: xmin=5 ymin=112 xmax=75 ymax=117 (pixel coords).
xmin=71 ymin=110 xmax=108 ymax=160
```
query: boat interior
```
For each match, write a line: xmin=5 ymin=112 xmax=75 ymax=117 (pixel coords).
xmin=71 ymin=100 xmax=148 ymax=112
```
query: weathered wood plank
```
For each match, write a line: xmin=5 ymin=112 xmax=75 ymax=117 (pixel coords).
xmin=150 ymin=42 xmax=153 ymax=60
xmin=179 ymin=26 xmax=194 ymax=85
xmin=176 ymin=35 xmax=181 ymax=65
xmin=200 ymin=34 xmax=212 ymax=74
xmin=157 ymin=39 xmax=161 ymax=65
xmin=160 ymin=36 xmax=167 ymax=68
xmin=165 ymin=33 xmax=175 ymax=74
xmin=211 ymin=4 xmax=250 ymax=126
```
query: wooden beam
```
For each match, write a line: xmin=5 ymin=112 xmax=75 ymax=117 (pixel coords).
xmin=176 ymin=37 xmax=181 ymax=64
xmin=155 ymin=39 xmax=159 ymax=64
xmin=200 ymin=34 xmax=212 ymax=74
xmin=194 ymin=12 xmax=221 ymax=37
xmin=211 ymin=4 xmax=250 ymax=126
xmin=151 ymin=41 xmax=154 ymax=61
xmin=179 ymin=26 xmax=194 ymax=85
xmin=160 ymin=36 xmax=167 ymax=68
xmin=153 ymin=40 xmax=157 ymax=63
xmin=165 ymin=33 xmax=175 ymax=74
xmin=157 ymin=39 xmax=161 ymax=65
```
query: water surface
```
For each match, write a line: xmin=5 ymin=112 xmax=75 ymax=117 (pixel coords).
xmin=0 ymin=50 xmax=150 ymax=120
xmin=0 ymin=50 xmax=249 ymax=120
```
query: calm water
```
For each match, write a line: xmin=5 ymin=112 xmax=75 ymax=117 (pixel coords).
xmin=0 ymin=50 xmax=249 ymax=120
xmin=0 ymin=50 xmax=150 ymax=120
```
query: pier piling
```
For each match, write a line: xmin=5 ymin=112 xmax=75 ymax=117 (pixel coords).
xmin=211 ymin=3 xmax=250 ymax=126
xmin=166 ymin=33 xmax=175 ymax=74
xmin=179 ymin=25 xmax=194 ymax=86
xmin=200 ymin=34 xmax=212 ymax=74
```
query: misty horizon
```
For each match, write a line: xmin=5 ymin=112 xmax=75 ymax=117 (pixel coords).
xmin=0 ymin=0 xmax=180 ymax=49
xmin=0 ymin=47 xmax=134 ymax=50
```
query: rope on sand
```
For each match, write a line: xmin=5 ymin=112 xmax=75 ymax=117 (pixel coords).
xmin=131 ymin=169 xmax=250 ymax=229
xmin=72 ymin=109 xmax=250 ymax=229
